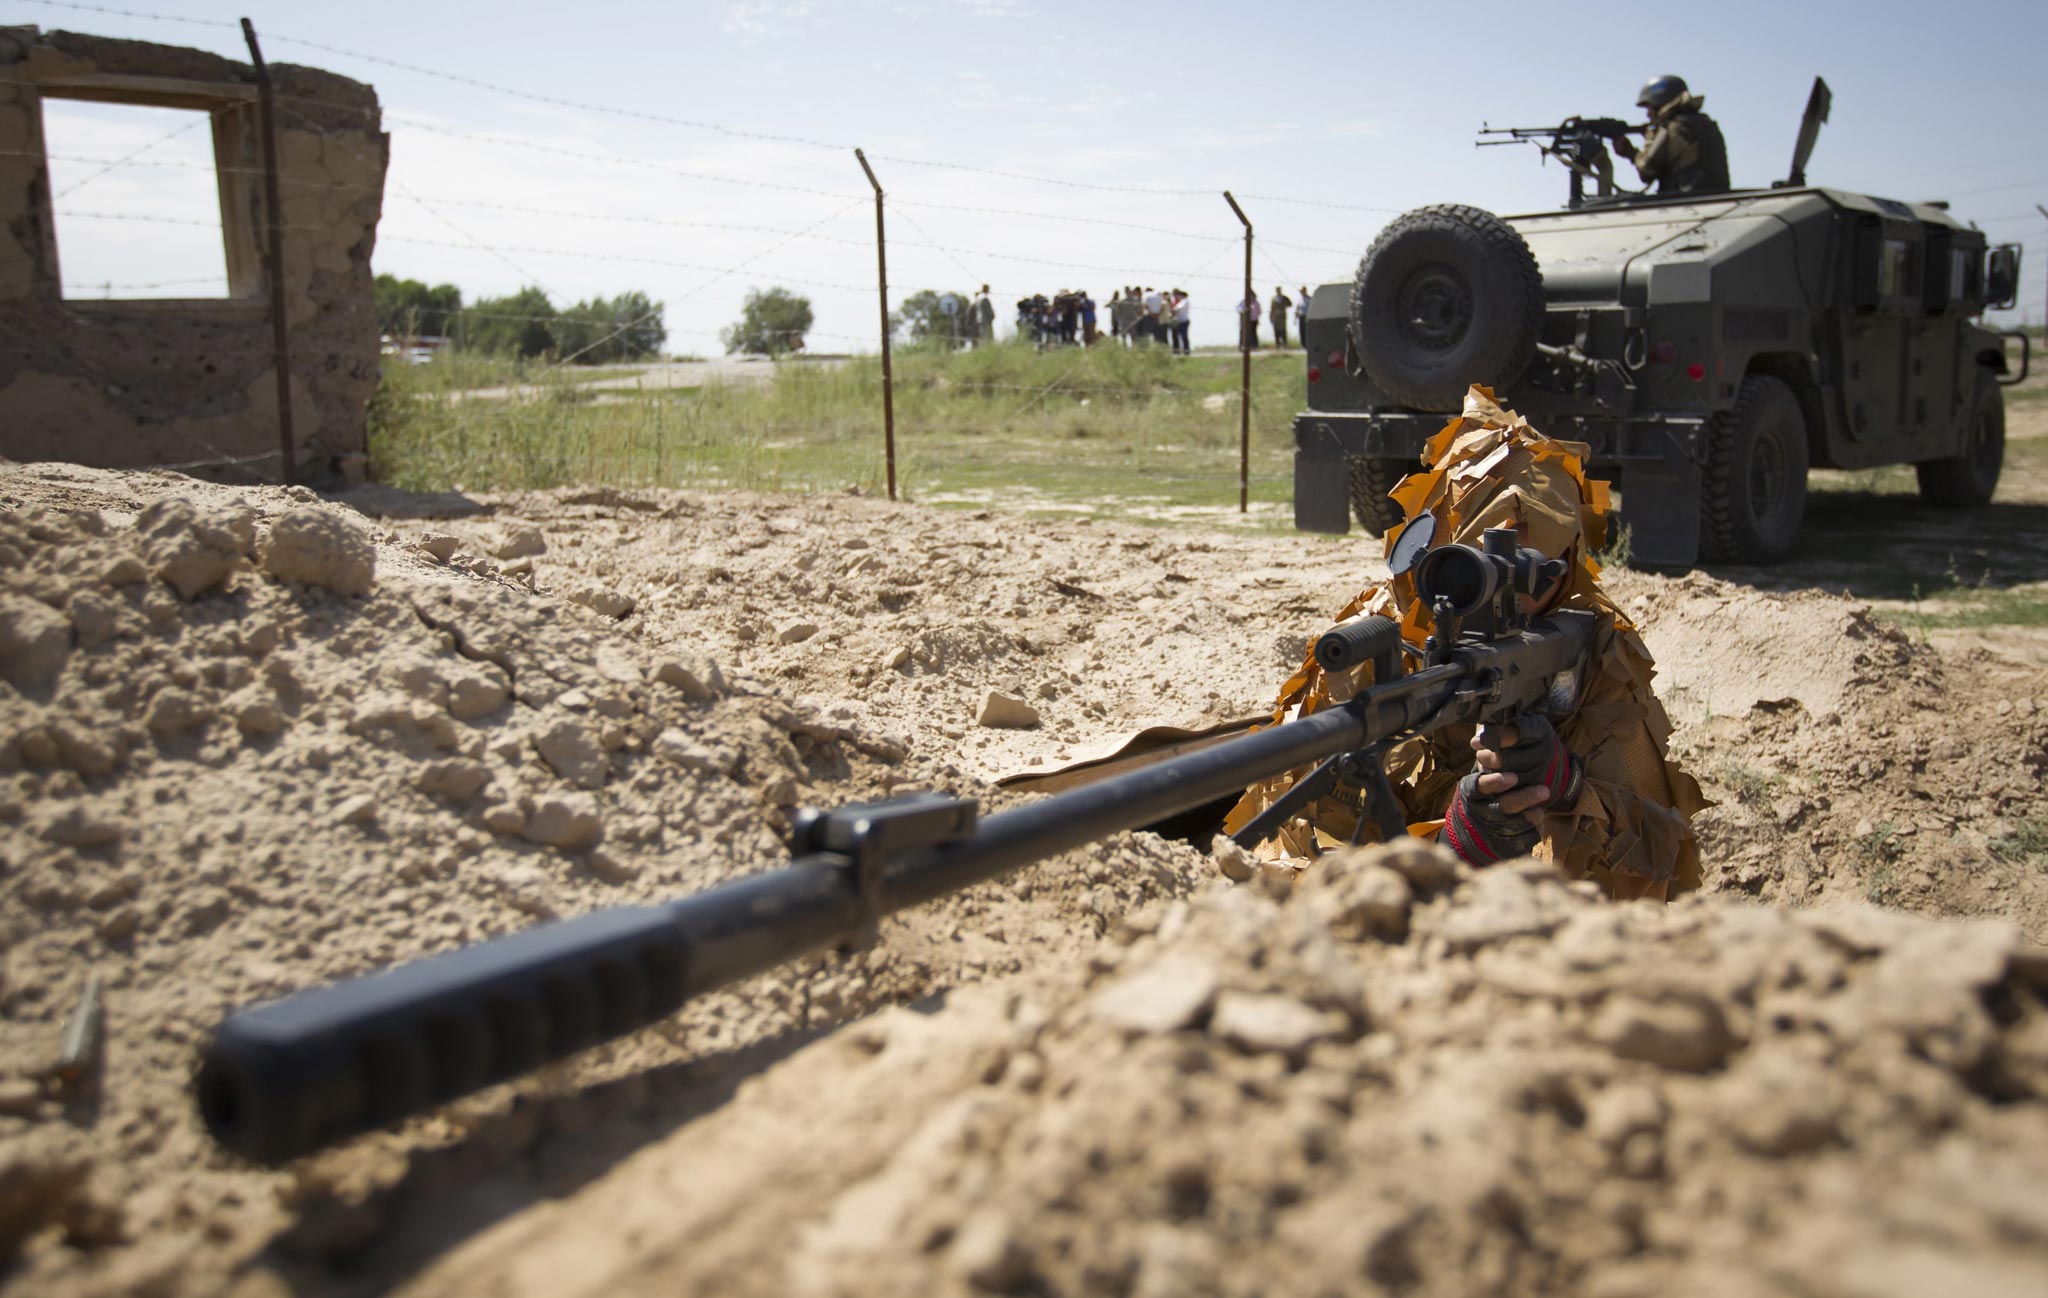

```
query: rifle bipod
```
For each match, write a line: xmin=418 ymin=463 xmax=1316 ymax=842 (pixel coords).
xmin=1230 ymin=739 xmax=1408 ymax=853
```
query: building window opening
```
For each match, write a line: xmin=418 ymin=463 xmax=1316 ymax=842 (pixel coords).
xmin=41 ymin=98 xmax=235 ymax=300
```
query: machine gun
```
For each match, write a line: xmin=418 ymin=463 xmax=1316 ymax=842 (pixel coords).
xmin=197 ymin=528 xmax=1593 ymax=1165
xmin=1477 ymin=116 xmax=1647 ymax=208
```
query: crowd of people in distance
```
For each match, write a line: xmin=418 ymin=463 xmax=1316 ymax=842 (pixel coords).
xmin=982 ymin=282 xmax=1316 ymax=353
xmin=1235 ymin=286 xmax=1311 ymax=351
xmin=1013 ymin=290 xmax=1099 ymax=348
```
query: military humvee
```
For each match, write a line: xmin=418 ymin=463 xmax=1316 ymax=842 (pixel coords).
xmin=1292 ymin=82 xmax=2030 ymax=565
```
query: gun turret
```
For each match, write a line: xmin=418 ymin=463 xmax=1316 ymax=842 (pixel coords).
xmin=1477 ymin=116 xmax=1647 ymax=208
xmin=198 ymin=557 xmax=1595 ymax=1165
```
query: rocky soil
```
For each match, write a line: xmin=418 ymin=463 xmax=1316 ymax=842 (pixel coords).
xmin=1 ymin=459 xmax=2044 ymax=1297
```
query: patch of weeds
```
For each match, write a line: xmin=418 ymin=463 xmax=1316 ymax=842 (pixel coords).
xmin=1856 ymin=820 xmax=1902 ymax=902
xmin=1713 ymin=760 xmax=1782 ymax=805
xmin=1991 ymin=816 xmax=2048 ymax=869
xmin=1597 ymin=522 xmax=1633 ymax=571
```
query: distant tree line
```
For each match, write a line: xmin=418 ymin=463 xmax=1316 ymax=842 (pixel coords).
xmin=374 ymin=275 xmax=668 ymax=364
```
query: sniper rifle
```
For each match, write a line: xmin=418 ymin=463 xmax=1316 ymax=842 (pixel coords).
xmin=197 ymin=527 xmax=1593 ymax=1165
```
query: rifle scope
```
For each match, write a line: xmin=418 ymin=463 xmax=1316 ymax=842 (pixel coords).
xmin=1411 ymin=527 xmax=1567 ymax=621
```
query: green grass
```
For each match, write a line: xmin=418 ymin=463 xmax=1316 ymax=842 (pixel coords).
xmin=368 ymin=342 xmax=1308 ymax=528
xmin=1712 ymin=760 xmax=1782 ymax=805
xmin=1857 ymin=820 xmax=1902 ymax=902
xmin=1991 ymin=817 xmax=2048 ymax=869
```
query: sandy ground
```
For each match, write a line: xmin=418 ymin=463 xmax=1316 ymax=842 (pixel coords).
xmin=2 ymin=451 xmax=2046 ymax=1297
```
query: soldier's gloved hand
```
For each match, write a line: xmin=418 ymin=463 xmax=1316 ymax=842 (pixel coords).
xmin=1472 ymin=716 xmax=1584 ymax=812
xmin=1443 ymin=771 xmax=1541 ymax=865
xmin=1612 ymin=136 xmax=1637 ymax=160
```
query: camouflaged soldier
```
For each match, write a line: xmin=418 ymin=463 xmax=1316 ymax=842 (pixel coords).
xmin=1613 ymin=74 xmax=1729 ymax=197
xmin=1225 ymin=386 xmax=1709 ymax=901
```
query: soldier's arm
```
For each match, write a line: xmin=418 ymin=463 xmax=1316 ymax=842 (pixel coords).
xmin=1632 ymin=119 xmax=1699 ymax=185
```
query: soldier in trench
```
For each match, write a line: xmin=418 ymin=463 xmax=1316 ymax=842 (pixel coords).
xmin=1225 ymin=387 xmax=1709 ymax=900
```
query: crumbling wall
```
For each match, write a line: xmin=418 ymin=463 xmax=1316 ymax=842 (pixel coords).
xmin=0 ymin=26 xmax=387 ymax=483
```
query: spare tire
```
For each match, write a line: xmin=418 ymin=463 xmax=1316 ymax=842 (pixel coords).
xmin=1351 ymin=204 xmax=1544 ymax=412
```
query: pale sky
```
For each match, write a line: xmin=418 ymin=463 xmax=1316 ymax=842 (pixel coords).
xmin=19 ymin=0 xmax=2048 ymax=353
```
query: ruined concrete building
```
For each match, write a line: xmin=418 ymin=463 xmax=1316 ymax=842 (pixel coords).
xmin=0 ymin=25 xmax=387 ymax=483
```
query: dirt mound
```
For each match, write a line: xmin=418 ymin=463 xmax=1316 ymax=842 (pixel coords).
xmin=1603 ymin=569 xmax=2048 ymax=933
xmin=3 ymin=463 xmax=2045 ymax=1297
xmin=0 ymin=466 xmax=1210 ymax=1297
xmin=373 ymin=847 xmax=2048 ymax=1298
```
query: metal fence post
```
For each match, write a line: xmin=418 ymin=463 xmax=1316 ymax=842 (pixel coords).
xmin=854 ymin=149 xmax=897 ymax=502
xmin=1223 ymin=192 xmax=1253 ymax=514
xmin=240 ymin=18 xmax=297 ymax=485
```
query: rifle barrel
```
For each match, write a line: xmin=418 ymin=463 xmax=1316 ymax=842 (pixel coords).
xmin=198 ymin=615 xmax=1588 ymax=1165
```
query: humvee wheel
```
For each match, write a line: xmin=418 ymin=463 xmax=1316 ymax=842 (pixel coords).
xmin=1348 ymin=457 xmax=1406 ymax=536
xmin=1703 ymin=374 xmax=1809 ymax=564
xmin=1350 ymin=205 xmax=1544 ymax=413
xmin=1916 ymin=368 xmax=2004 ymax=508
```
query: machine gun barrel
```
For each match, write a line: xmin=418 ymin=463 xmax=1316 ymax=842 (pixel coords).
xmin=198 ymin=612 xmax=1593 ymax=1165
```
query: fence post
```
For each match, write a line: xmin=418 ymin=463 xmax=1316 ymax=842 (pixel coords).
xmin=854 ymin=149 xmax=897 ymax=502
xmin=2036 ymin=204 xmax=2047 ymax=332
xmin=1223 ymin=192 xmax=1253 ymax=514
xmin=240 ymin=19 xmax=297 ymax=485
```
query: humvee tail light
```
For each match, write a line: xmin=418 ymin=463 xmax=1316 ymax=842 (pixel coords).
xmin=1649 ymin=340 xmax=1678 ymax=364
xmin=1327 ymin=349 xmax=1345 ymax=367
xmin=1307 ymin=366 xmax=1323 ymax=382
xmin=1685 ymin=362 xmax=1706 ymax=381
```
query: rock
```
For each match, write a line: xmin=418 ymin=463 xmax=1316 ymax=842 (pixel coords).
xmin=50 ymin=723 xmax=116 ymax=776
xmin=1438 ymin=867 xmax=1574 ymax=953
xmin=415 ymin=759 xmax=492 ymax=802
xmin=480 ymin=801 xmax=527 ymax=837
xmin=655 ymin=729 xmax=730 ymax=774
xmin=333 ymin=795 xmax=378 ymax=827
xmin=417 ymin=533 xmax=461 ymax=562
xmin=1090 ymin=954 xmax=1220 ymax=1034
xmin=593 ymin=646 xmax=642 ymax=686
xmin=262 ymin=506 xmax=376 ymax=597
xmin=1211 ymin=834 xmax=1256 ymax=882
xmin=230 ymin=691 xmax=285 ymax=738
xmin=587 ymin=847 xmax=639 ymax=883
xmin=64 ymin=588 xmax=131 ymax=649
xmin=1211 ymin=991 xmax=1342 ymax=1058
xmin=0 ymin=594 xmax=70 ymax=691
xmin=0 ymin=1147 xmax=89 ymax=1258
xmin=526 ymin=793 xmax=603 ymax=851
xmin=884 ymin=646 xmax=911 ymax=672
xmin=444 ymin=663 xmax=511 ymax=721
xmin=492 ymin=525 xmax=547 ymax=560
xmin=567 ymin=583 xmax=635 ymax=619
xmin=777 ymin=620 xmax=820 ymax=644
xmin=655 ymin=656 xmax=727 ymax=701
xmin=136 ymin=497 xmax=254 ymax=599
xmin=0 ymin=1079 xmax=42 ymax=1117
xmin=144 ymin=688 xmax=208 ymax=740
xmin=97 ymin=907 xmax=140 ymax=943
xmin=533 ymin=717 xmax=608 ymax=789
xmin=948 ymin=1211 xmax=1036 ymax=1294
xmin=39 ymin=805 xmax=121 ymax=848
xmin=1586 ymin=994 xmax=1735 ymax=1074
xmin=101 ymin=554 xmax=147 ymax=586
xmin=1301 ymin=851 xmax=1413 ymax=942
xmin=1374 ymin=839 xmax=1465 ymax=896
xmin=976 ymin=691 xmax=1041 ymax=729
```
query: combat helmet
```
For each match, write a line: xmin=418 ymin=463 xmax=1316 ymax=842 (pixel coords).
xmin=1636 ymin=74 xmax=1689 ymax=111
